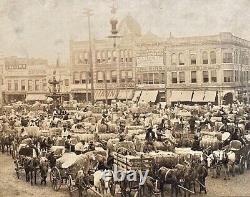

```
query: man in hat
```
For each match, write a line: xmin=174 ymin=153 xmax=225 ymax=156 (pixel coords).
xmin=145 ymin=126 xmax=158 ymax=152
xmin=88 ymin=141 xmax=95 ymax=151
xmin=65 ymin=135 xmax=72 ymax=152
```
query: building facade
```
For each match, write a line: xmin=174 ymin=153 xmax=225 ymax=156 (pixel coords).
xmin=164 ymin=32 xmax=250 ymax=105
xmin=2 ymin=57 xmax=48 ymax=103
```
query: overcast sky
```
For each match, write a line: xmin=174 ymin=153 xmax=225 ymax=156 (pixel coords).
xmin=0 ymin=0 xmax=249 ymax=63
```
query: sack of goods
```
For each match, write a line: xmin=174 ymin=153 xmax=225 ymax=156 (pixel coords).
xmin=147 ymin=151 xmax=179 ymax=168
xmin=201 ymin=131 xmax=223 ymax=141
xmin=175 ymin=147 xmax=202 ymax=161
xmin=200 ymin=136 xmax=220 ymax=150
xmin=26 ymin=126 xmax=40 ymax=137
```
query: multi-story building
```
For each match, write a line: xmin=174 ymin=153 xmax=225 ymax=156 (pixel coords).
xmin=69 ymin=15 xmax=137 ymax=103
xmin=2 ymin=56 xmax=48 ymax=103
xmin=164 ymin=32 xmax=250 ymax=105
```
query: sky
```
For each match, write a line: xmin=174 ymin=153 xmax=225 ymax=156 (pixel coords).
xmin=0 ymin=0 xmax=249 ymax=64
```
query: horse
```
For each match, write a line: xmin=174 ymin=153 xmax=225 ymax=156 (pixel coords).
xmin=94 ymin=169 xmax=114 ymax=195
xmin=23 ymin=156 xmax=40 ymax=185
xmin=39 ymin=157 xmax=49 ymax=185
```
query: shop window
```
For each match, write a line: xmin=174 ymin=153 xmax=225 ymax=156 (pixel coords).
xmin=14 ymin=80 xmax=18 ymax=91
xmin=21 ymin=80 xmax=26 ymax=91
xmin=8 ymin=80 xmax=11 ymax=91
xmin=111 ymin=71 xmax=117 ymax=83
xmin=28 ymin=80 xmax=33 ymax=91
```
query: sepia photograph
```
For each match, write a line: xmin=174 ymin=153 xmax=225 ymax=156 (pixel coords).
xmin=0 ymin=0 xmax=250 ymax=196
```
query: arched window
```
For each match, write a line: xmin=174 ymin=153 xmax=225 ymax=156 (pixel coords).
xmin=210 ymin=51 xmax=216 ymax=64
xmin=171 ymin=53 xmax=177 ymax=65
xmin=202 ymin=51 xmax=208 ymax=64
xmin=84 ymin=52 xmax=89 ymax=64
xmin=190 ymin=54 xmax=196 ymax=65
xmin=179 ymin=53 xmax=185 ymax=65
xmin=105 ymin=71 xmax=111 ymax=83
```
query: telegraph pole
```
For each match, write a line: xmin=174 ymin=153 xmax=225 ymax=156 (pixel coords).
xmin=83 ymin=8 xmax=95 ymax=105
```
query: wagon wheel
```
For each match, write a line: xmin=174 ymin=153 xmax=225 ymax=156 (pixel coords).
xmin=15 ymin=161 xmax=20 ymax=179
xmin=239 ymin=156 xmax=245 ymax=174
xmin=67 ymin=175 xmax=75 ymax=193
xmin=50 ymin=167 xmax=62 ymax=191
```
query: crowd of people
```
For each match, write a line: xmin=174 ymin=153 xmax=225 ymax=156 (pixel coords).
xmin=0 ymin=99 xmax=249 ymax=196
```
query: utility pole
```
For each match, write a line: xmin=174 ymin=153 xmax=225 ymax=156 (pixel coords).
xmin=83 ymin=8 xmax=95 ymax=105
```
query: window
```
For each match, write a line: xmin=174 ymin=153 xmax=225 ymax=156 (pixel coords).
xmin=203 ymin=71 xmax=209 ymax=83
xmin=97 ymin=72 xmax=104 ymax=83
xmin=137 ymin=74 xmax=142 ymax=84
xmin=224 ymin=70 xmax=234 ymax=82
xmin=84 ymin=52 xmax=88 ymax=64
xmin=210 ymin=51 xmax=216 ymax=64
xmin=121 ymin=71 xmax=126 ymax=83
xmin=202 ymin=52 xmax=208 ymax=64
xmin=190 ymin=54 xmax=196 ymax=65
xmin=191 ymin=71 xmax=197 ymax=83
xmin=111 ymin=71 xmax=117 ymax=83
xmin=107 ymin=51 xmax=112 ymax=63
xmin=35 ymin=80 xmax=39 ymax=91
xmin=28 ymin=80 xmax=33 ymax=91
xmin=211 ymin=70 xmax=217 ymax=82
xmin=14 ymin=80 xmax=18 ymax=91
xmin=223 ymin=53 xmax=233 ymax=63
xmin=80 ymin=72 xmax=86 ymax=84
xmin=127 ymin=71 xmax=133 ymax=82
xmin=172 ymin=72 xmax=177 ymax=83
xmin=143 ymin=73 xmax=148 ymax=84
xmin=8 ymin=80 xmax=11 ymax=91
xmin=148 ymin=73 xmax=153 ymax=84
xmin=120 ymin=50 xmax=124 ymax=63
xmin=154 ymin=73 xmax=159 ymax=84
xmin=235 ymin=70 xmax=239 ymax=82
xmin=88 ymin=72 xmax=92 ymax=83
xmin=102 ymin=51 xmax=106 ymax=63
xmin=64 ymin=79 xmax=69 ymax=86
xmin=96 ymin=51 xmax=101 ymax=63
xmin=112 ymin=51 xmax=117 ymax=62
xmin=179 ymin=72 xmax=185 ymax=83
xmin=42 ymin=79 xmax=47 ymax=90
xmin=234 ymin=50 xmax=238 ymax=64
xmin=73 ymin=72 xmax=80 ymax=84
xmin=160 ymin=73 xmax=165 ymax=84
xmin=179 ymin=53 xmax=185 ymax=65
xmin=21 ymin=80 xmax=25 ymax=91
xmin=171 ymin=53 xmax=177 ymax=65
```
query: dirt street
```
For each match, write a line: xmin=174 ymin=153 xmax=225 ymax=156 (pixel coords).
xmin=1 ymin=153 xmax=250 ymax=197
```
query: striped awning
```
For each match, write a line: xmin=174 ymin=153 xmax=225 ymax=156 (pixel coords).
xmin=139 ymin=90 xmax=158 ymax=103
xmin=94 ymin=90 xmax=117 ymax=100
xmin=132 ymin=91 xmax=142 ymax=102
xmin=204 ymin=91 xmax=216 ymax=102
xmin=192 ymin=91 xmax=205 ymax=102
xmin=117 ymin=90 xmax=133 ymax=100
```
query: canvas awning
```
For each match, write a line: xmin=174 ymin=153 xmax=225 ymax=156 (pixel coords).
xmin=170 ymin=91 xmax=182 ymax=102
xmin=139 ymin=90 xmax=158 ymax=103
xmin=94 ymin=90 xmax=117 ymax=100
xmin=117 ymin=90 xmax=133 ymax=100
xmin=170 ymin=91 xmax=193 ymax=102
xmin=132 ymin=91 xmax=141 ymax=102
xmin=26 ymin=94 xmax=47 ymax=101
xmin=203 ymin=91 xmax=216 ymax=102
xmin=192 ymin=91 xmax=205 ymax=102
